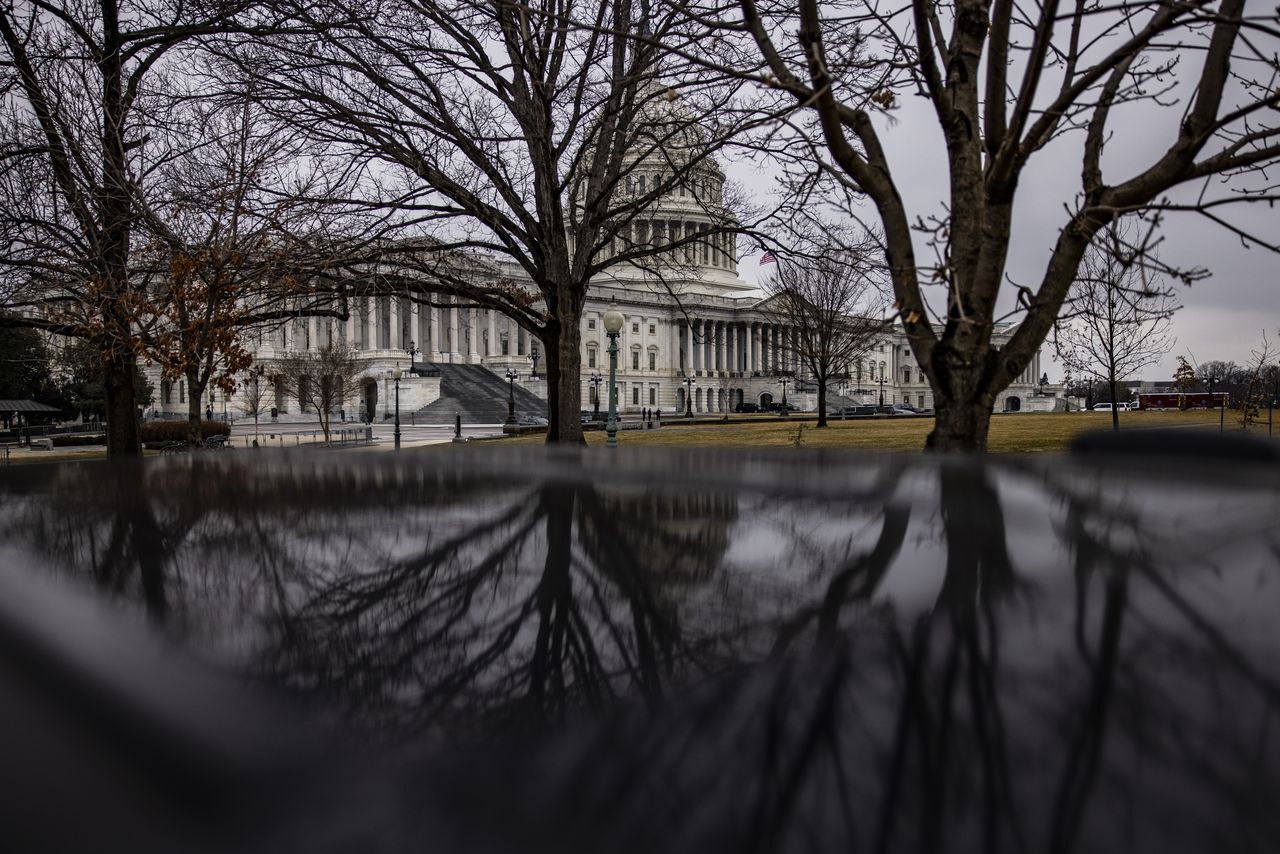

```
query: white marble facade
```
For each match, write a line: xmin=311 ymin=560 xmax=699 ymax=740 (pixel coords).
xmin=150 ymin=135 xmax=1054 ymax=421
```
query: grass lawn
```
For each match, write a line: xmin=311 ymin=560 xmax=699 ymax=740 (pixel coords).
xmin=502 ymin=409 xmax=1263 ymax=453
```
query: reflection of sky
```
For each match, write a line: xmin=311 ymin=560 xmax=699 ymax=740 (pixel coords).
xmin=3 ymin=453 xmax=1280 ymax=737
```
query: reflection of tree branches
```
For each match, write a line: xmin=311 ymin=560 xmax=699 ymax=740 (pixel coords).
xmin=259 ymin=482 xmax=740 ymax=742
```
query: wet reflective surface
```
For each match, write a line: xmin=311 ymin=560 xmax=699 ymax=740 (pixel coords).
xmin=1 ymin=448 xmax=1279 ymax=852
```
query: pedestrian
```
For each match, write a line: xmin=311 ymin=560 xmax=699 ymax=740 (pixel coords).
xmin=205 ymin=405 xmax=213 ymax=421
xmin=655 ymin=408 xmax=662 ymax=424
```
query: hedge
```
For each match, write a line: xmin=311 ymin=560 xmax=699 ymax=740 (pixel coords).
xmin=140 ymin=419 xmax=230 ymax=442
xmin=52 ymin=435 xmax=106 ymax=447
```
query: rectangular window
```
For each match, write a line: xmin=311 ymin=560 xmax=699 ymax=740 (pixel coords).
xmin=632 ymin=322 xmax=640 ymax=333
xmin=631 ymin=351 xmax=640 ymax=370
xmin=588 ymin=349 xmax=597 ymax=368
xmin=179 ymin=381 xmax=185 ymax=403
xmin=649 ymin=387 xmax=656 ymax=405
xmin=648 ymin=352 xmax=656 ymax=371
xmin=632 ymin=386 xmax=640 ymax=405
xmin=648 ymin=324 xmax=655 ymax=335
xmin=638 ymin=175 xmax=646 ymax=194
xmin=588 ymin=318 xmax=596 ymax=330
xmin=918 ymin=393 xmax=926 ymax=409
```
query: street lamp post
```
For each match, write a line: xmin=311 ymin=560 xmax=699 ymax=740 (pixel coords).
xmin=505 ymin=367 xmax=518 ymax=428
xmin=530 ymin=344 xmax=540 ymax=379
xmin=589 ymin=372 xmax=603 ymax=420
xmin=780 ymin=376 xmax=791 ymax=414
xmin=386 ymin=367 xmax=402 ymax=449
xmin=683 ymin=376 xmax=696 ymax=417
xmin=406 ymin=340 xmax=419 ymax=375
xmin=603 ymin=306 xmax=624 ymax=447
xmin=878 ymin=375 xmax=886 ymax=408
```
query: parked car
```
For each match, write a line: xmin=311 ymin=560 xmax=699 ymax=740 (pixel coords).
xmin=768 ymin=402 xmax=800 ymax=413
xmin=517 ymin=414 xmax=549 ymax=427
xmin=837 ymin=405 xmax=877 ymax=416
xmin=734 ymin=402 xmax=759 ymax=413
xmin=1092 ymin=403 xmax=1114 ymax=411
xmin=888 ymin=404 xmax=920 ymax=415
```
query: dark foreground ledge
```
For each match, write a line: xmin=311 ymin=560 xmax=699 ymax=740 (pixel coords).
xmin=1 ymin=444 xmax=1278 ymax=853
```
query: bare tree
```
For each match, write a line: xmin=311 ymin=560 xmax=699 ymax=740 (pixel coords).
xmin=1053 ymin=225 xmax=1177 ymax=433
xmin=680 ymin=0 xmax=1280 ymax=450
xmin=0 ymin=1 xmax=270 ymax=456
xmin=219 ymin=0 xmax=760 ymax=443
xmin=275 ymin=344 xmax=365 ymax=444
xmin=238 ymin=365 xmax=274 ymax=443
xmin=1237 ymin=333 xmax=1277 ymax=432
xmin=765 ymin=229 xmax=886 ymax=427
xmin=137 ymin=85 xmax=390 ymax=447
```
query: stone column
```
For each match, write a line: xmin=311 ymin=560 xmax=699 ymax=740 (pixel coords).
xmin=366 ymin=297 xmax=377 ymax=350
xmin=430 ymin=306 xmax=442 ymax=359
xmin=487 ymin=309 xmax=497 ymax=357
xmin=409 ymin=302 xmax=421 ymax=350
xmin=344 ymin=308 xmax=355 ymax=347
xmin=715 ymin=321 xmax=725 ymax=372
xmin=449 ymin=300 xmax=460 ymax=362
xmin=690 ymin=320 xmax=700 ymax=372
xmin=389 ymin=297 xmax=401 ymax=351
xmin=468 ymin=308 xmax=480 ymax=360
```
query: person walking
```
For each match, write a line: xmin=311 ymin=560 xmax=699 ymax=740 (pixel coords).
xmin=205 ymin=405 xmax=213 ymax=422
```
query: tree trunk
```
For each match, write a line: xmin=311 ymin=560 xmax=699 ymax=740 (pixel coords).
xmin=543 ymin=320 xmax=584 ymax=444
xmin=926 ymin=395 xmax=995 ymax=453
xmin=816 ymin=375 xmax=828 ymax=428
xmin=1109 ymin=377 xmax=1120 ymax=432
xmin=186 ymin=370 xmax=205 ymax=447
xmin=103 ymin=349 xmax=141 ymax=458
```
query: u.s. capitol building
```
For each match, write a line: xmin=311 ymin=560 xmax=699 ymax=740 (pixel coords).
xmin=149 ymin=151 xmax=1055 ymax=423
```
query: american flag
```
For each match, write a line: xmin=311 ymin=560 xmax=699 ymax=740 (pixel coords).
xmin=759 ymin=250 xmax=776 ymax=265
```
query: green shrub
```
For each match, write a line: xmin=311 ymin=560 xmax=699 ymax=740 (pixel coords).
xmin=140 ymin=419 xmax=230 ymax=442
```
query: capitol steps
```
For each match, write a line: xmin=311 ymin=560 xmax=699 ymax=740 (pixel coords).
xmin=411 ymin=363 xmax=547 ymax=425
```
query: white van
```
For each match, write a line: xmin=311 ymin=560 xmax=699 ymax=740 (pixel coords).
xmin=1092 ymin=403 xmax=1113 ymax=411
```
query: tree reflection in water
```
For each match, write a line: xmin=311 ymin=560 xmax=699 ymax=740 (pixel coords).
xmin=0 ymin=451 xmax=1277 ymax=852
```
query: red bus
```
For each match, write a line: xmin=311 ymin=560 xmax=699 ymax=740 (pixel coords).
xmin=1135 ymin=392 xmax=1228 ymax=411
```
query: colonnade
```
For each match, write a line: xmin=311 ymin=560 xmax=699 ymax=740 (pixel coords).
xmin=677 ymin=319 xmax=799 ymax=375
xmin=280 ymin=295 xmax=532 ymax=363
